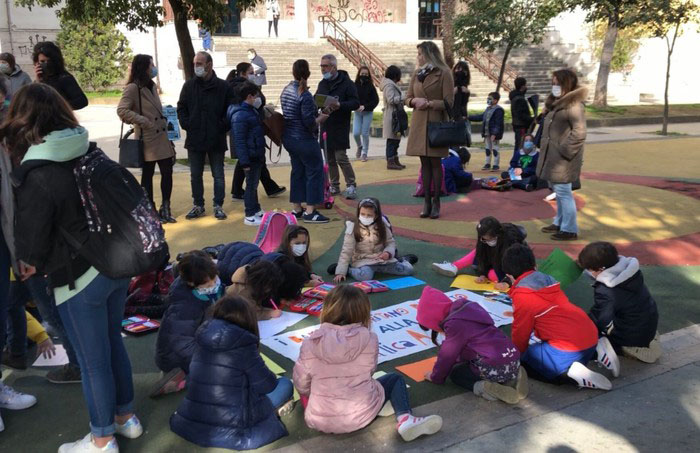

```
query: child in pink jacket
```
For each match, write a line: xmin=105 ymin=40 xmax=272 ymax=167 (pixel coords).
xmin=293 ymin=285 xmax=442 ymax=442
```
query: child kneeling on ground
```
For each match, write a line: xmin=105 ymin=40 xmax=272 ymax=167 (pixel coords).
xmin=578 ymin=242 xmax=661 ymax=363
xmin=443 ymin=147 xmax=474 ymax=194
xmin=503 ymin=244 xmax=620 ymax=390
xmin=170 ymin=295 xmax=292 ymax=450
xmin=293 ymin=285 xmax=442 ymax=441
xmin=334 ymin=197 xmax=413 ymax=283
xmin=153 ymin=251 xmax=225 ymax=396
xmin=417 ymin=286 xmax=528 ymax=404
xmin=501 ymin=134 xmax=539 ymax=191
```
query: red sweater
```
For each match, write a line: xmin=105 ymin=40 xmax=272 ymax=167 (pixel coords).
xmin=509 ymin=270 xmax=598 ymax=353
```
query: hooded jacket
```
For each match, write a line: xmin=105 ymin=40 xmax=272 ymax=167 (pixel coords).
xmin=228 ymin=102 xmax=266 ymax=167
xmin=170 ymin=318 xmax=288 ymax=450
xmin=430 ymin=298 xmax=520 ymax=384
xmin=11 ymin=127 xmax=93 ymax=289
xmin=589 ymin=256 xmax=658 ymax=348
xmin=469 ymin=104 xmax=504 ymax=139
xmin=379 ymin=77 xmax=404 ymax=140
xmin=336 ymin=219 xmax=397 ymax=277
xmin=293 ymin=322 xmax=384 ymax=434
xmin=177 ymin=71 xmax=231 ymax=152
xmin=354 ymin=77 xmax=379 ymax=112
xmin=442 ymin=149 xmax=473 ymax=193
xmin=6 ymin=65 xmax=32 ymax=97
xmin=509 ymin=89 xmax=533 ymax=128
xmin=216 ymin=242 xmax=264 ymax=286
xmin=509 ymin=270 xmax=598 ymax=354
xmin=315 ymin=70 xmax=360 ymax=151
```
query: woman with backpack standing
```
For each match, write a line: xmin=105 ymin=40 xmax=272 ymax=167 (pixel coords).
xmin=1 ymin=84 xmax=142 ymax=452
xmin=118 ymin=54 xmax=177 ymax=223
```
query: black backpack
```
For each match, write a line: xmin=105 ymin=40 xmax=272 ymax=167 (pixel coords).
xmin=60 ymin=144 xmax=169 ymax=280
xmin=392 ymin=104 xmax=409 ymax=137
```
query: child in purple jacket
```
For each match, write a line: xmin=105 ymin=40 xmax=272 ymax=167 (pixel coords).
xmin=417 ymin=286 xmax=528 ymax=404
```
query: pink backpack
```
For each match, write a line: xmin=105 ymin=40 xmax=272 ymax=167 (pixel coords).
xmin=414 ymin=164 xmax=450 ymax=197
xmin=253 ymin=211 xmax=298 ymax=253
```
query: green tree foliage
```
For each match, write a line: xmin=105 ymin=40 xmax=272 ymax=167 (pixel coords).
xmin=588 ymin=21 xmax=644 ymax=72
xmin=56 ymin=19 xmax=132 ymax=91
xmin=453 ymin=0 xmax=562 ymax=92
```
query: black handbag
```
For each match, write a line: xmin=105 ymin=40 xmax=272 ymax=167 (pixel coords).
xmin=428 ymin=100 xmax=468 ymax=148
xmin=391 ymin=104 xmax=409 ymax=137
xmin=119 ymin=86 xmax=144 ymax=168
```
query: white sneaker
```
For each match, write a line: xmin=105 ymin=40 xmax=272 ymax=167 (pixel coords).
xmin=58 ymin=434 xmax=118 ymax=453
xmin=244 ymin=215 xmax=262 ymax=226
xmin=567 ymin=361 xmax=612 ymax=390
xmin=255 ymin=209 xmax=265 ymax=218
xmin=544 ymin=192 xmax=557 ymax=201
xmin=115 ymin=415 xmax=143 ymax=439
xmin=472 ymin=380 xmax=497 ymax=401
xmin=432 ymin=261 xmax=458 ymax=277
xmin=396 ymin=414 xmax=443 ymax=441
xmin=596 ymin=337 xmax=621 ymax=377
xmin=0 ymin=382 xmax=37 ymax=410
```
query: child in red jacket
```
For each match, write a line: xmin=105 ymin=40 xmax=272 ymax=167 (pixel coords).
xmin=502 ymin=244 xmax=619 ymax=390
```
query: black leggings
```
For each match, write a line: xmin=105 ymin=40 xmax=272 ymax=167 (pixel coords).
xmin=419 ymin=156 xmax=443 ymax=197
xmin=141 ymin=157 xmax=174 ymax=206
xmin=268 ymin=18 xmax=279 ymax=37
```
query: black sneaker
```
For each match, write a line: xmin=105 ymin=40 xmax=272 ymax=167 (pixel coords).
xmin=291 ymin=210 xmax=303 ymax=220
xmin=214 ymin=205 xmax=227 ymax=220
xmin=185 ymin=205 xmax=205 ymax=219
xmin=327 ymin=263 xmax=338 ymax=275
xmin=492 ymin=165 xmax=500 ymax=171
xmin=481 ymin=164 xmax=491 ymax=170
xmin=46 ymin=364 xmax=82 ymax=384
xmin=551 ymin=231 xmax=578 ymax=241
xmin=267 ymin=186 xmax=287 ymax=198
xmin=2 ymin=350 xmax=26 ymax=370
xmin=401 ymin=254 xmax=419 ymax=265
xmin=303 ymin=210 xmax=330 ymax=224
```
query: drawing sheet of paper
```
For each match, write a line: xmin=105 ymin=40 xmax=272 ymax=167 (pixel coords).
xmin=450 ymin=275 xmax=500 ymax=292
xmin=32 ymin=344 xmax=69 ymax=367
xmin=258 ymin=312 xmax=308 ymax=340
xmin=383 ymin=277 xmax=426 ymax=290
xmin=446 ymin=289 xmax=514 ymax=327
xmin=261 ymin=353 xmax=285 ymax=375
xmin=396 ymin=357 xmax=437 ymax=382
xmin=539 ymin=248 xmax=583 ymax=290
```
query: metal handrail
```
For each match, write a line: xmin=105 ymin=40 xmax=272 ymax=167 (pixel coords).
xmin=319 ymin=15 xmax=386 ymax=87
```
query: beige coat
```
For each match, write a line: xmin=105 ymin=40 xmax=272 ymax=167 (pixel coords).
xmin=380 ymin=77 xmax=404 ymax=140
xmin=537 ymin=86 xmax=588 ymax=184
xmin=405 ymin=67 xmax=454 ymax=158
xmin=117 ymin=83 xmax=175 ymax=162
xmin=336 ymin=220 xmax=397 ymax=277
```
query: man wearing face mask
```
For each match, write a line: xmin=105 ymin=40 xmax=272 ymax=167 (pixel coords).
xmin=315 ymin=54 xmax=360 ymax=200
xmin=177 ymin=51 xmax=233 ymax=221
xmin=247 ymin=49 xmax=267 ymax=86
xmin=509 ymin=77 xmax=534 ymax=155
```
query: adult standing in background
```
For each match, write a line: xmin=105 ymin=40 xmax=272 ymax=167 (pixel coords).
xmin=177 ymin=51 xmax=231 ymax=221
xmin=452 ymin=61 xmax=470 ymax=120
xmin=280 ymin=59 xmax=330 ymax=224
xmin=316 ymin=54 xmax=360 ymax=200
xmin=538 ymin=69 xmax=587 ymax=241
xmin=32 ymin=42 xmax=87 ymax=110
xmin=0 ymin=53 xmax=32 ymax=97
xmin=118 ymin=54 xmax=176 ymax=223
xmin=509 ymin=77 xmax=534 ymax=154
xmin=380 ymin=65 xmax=406 ymax=170
xmin=352 ymin=66 xmax=379 ymax=162
xmin=405 ymin=41 xmax=453 ymax=219
xmin=266 ymin=0 xmax=281 ymax=38
xmin=247 ymin=49 xmax=267 ymax=86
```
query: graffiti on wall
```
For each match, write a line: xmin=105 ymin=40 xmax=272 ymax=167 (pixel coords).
xmin=310 ymin=0 xmax=405 ymax=26
xmin=16 ymin=33 xmax=49 ymax=57
xmin=249 ymin=0 xmax=296 ymax=20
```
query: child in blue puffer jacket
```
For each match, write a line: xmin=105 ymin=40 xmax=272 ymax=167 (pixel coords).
xmin=442 ymin=147 xmax=473 ymax=193
xmin=170 ymin=294 xmax=292 ymax=450
xmin=229 ymin=80 xmax=267 ymax=226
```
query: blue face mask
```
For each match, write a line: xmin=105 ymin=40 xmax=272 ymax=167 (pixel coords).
xmin=486 ymin=98 xmax=493 ymax=106
xmin=150 ymin=66 xmax=158 ymax=79
xmin=322 ymin=71 xmax=332 ymax=80
xmin=195 ymin=277 xmax=222 ymax=297
xmin=523 ymin=141 xmax=534 ymax=151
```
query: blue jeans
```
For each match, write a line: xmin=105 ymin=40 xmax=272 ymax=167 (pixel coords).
xmin=552 ymin=183 xmax=578 ymax=233
xmin=522 ymin=342 xmax=596 ymax=381
xmin=244 ymin=162 xmax=262 ymax=217
xmin=0 ymin=228 xmax=10 ymax=379
xmin=348 ymin=261 xmax=413 ymax=281
xmin=284 ymin=136 xmax=324 ymax=206
xmin=188 ymin=149 xmax=226 ymax=207
xmin=386 ymin=138 xmax=400 ymax=159
xmin=6 ymin=276 xmax=79 ymax=367
xmin=266 ymin=376 xmax=294 ymax=408
xmin=57 ymin=274 xmax=134 ymax=437
xmin=353 ymin=111 xmax=373 ymax=155
xmin=377 ymin=373 xmax=411 ymax=416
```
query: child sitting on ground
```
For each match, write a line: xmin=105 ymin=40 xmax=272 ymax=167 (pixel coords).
xmin=469 ymin=92 xmax=504 ymax=171
xmin=153 ymin=251 xmax=224 ymax=396
xmin=170 ymin=295 xmax=292 ymax=450
xmin=432 ymin=216 xmax=526 ymax=290
xmin=503 ymin=244 xmax=620 ymax=390
xmin=228 ymin=259 xmax=284 ymax=320
xmin=417 ymin=286 xmax=527 ymax=404
xmin=276 ymin=225 xmax=324 ymax=287
xmin=293 ymin=285 xmax=443 ymax=441
xmin=578 ymin=242 xmax=661 ymax=363
xmin=443 ymin=147 xmax=473 ymax=194
xmin=334 ymin=197 xmax=414 ymax=283
xmin=501 ymin=133 xmax=539 ymax=191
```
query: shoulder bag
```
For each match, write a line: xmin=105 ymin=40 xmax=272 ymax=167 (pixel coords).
xmin=119 ymin=85 xmax=145 ymax=168
xmin=427 ymin=99 xmax=468 ymax=148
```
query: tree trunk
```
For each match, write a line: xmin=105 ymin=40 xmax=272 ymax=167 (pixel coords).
xmin=593 ymin=17 xmax=618 ymax=107
xmin=441 ymin=0 xmax=455 ymax=68
xmin=662 ymin=23 xmax=680 ymax=136
xmin=496 ymin=43 xmax=512 ymax=93
xmin=170 ymin=0 xmax=195 ymax=81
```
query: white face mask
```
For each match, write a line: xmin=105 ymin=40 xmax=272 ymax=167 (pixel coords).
xmin=291 ymin=243 xmax=307 ymax=257
xmin=551 ymin=84 xmax=562 ymax=97
xmin=196 ymin=276 xmax=221 ymax=296
xmin=0 ymin=63 xmax=11 ymax=74
xmin=194 ymin=66 xmax=206 ymax=78
xmin=247 ymin=74 xmax=256 ymax=82
xmin=359 ymin=215 xmax=375 ymax=226
xmin=485 ymin=239 xmax=498 ymax=247
xmin=253 ymin=97 xmax=262 ymax=109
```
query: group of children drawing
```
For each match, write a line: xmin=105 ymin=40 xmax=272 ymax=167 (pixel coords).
xmin=145 ymin=192 xmax=660 ymax=449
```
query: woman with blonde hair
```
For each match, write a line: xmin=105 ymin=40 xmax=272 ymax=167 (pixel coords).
xmin=405 ymin=42 xmax=454 ymax=219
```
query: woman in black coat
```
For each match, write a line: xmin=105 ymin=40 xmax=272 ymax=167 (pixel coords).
xmin=32 ymin=41 xmax=87 ymax=110
xmin=352 ymin=66 xmax=379 ymax=161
